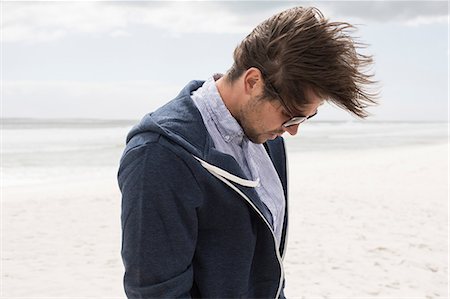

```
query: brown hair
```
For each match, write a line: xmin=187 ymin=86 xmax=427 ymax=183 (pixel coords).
xmin=226 ymin=6 xmax=378 ymax=118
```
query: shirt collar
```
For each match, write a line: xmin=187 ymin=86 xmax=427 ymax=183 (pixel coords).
xmin=198 ymin=74 xmax=246 ymax=145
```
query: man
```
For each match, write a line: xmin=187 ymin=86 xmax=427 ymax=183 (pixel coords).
xmin=118 ymin=6 xmax=376 ymax=298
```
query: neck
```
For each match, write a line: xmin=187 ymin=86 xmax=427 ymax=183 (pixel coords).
xmin=215 ymin=75 xmax=242 ymax=119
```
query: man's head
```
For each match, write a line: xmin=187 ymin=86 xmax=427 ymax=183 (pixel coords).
xmin=223 ymin=6 xmax=377 ymax=139
xmin=222 ymin=67 xmax=323 ymax=144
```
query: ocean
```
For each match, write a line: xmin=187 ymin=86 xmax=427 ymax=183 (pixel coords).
xmin=2 ymin=118 xmax=448 ymax=188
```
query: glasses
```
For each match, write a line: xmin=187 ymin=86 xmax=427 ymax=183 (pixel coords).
xmin=262 ymin=72 xmax=317 ymax=128
xmin=281 ymin=111 xmax=317 ymax=128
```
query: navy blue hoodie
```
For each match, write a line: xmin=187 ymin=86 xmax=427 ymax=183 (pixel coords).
xmin=118 ymin=80 xmax=289 ymax=298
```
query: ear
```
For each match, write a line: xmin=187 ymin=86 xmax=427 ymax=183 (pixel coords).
xmin=243 ymin=67 xmax=263 ymax=96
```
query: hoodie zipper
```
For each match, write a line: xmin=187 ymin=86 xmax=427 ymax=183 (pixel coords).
xmin=281 ymin=150 xmax=289 ymax=261
xmin=194 ymin=156 xmax=285 ymax=299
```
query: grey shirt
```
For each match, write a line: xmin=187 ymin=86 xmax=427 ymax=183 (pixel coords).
xmin=191 ymin=75 xmax=286 ymax=245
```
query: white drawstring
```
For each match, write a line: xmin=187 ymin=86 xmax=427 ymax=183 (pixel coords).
xmin=193 ymin=156 xmax=260 ymax=188
xmin=192 ymin=155 xmax=283 ymax=299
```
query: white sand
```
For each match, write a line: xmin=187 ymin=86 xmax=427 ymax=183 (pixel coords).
xmin=284 ymin=143 xmax=448 ymax=298
xmin=2 ymin=169 xmax=126 ymax=297
xmin=2 ymin=142 xmax=448 ymax=298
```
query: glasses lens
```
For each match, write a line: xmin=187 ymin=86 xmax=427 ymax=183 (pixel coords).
xmin=307 ymin=111 xmax=318 ymax=119
xmin=282 ymin=111 xmax=318 ymax=128
xmin=282 ymin=117 xmax=307 ymax=128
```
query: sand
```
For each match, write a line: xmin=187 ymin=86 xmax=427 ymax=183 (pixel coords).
xmin=283 ymin=143 xmax=448 ymax=298
xmin=2 ymin=140 xmax=448 ymax=298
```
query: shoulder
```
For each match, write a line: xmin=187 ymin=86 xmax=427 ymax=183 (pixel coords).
xmin=118 ymin=134 xmax=205 ymax=205
xmin=119 ymin=133 xmax=194 ymax=177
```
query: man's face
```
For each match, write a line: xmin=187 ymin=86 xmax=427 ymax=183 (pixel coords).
xmin=238 ymin=87 xmax=323 ymax=144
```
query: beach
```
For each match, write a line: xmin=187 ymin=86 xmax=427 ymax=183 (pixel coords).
xmin=2 ymin=120 xmax=448 ymax=298
xmin=283 ymin=141 xmax=448 ymax=298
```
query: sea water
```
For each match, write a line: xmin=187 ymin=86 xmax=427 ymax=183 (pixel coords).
xmin=2 ymin=119 xmax=135 ymax=188
xmin=284 ymin=121 xmax=448 ymax=152
xmin=2 ymin=118 xmax=448 ymax=188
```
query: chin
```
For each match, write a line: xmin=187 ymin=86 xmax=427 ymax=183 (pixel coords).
xmin=268 ymin=134 xmax=279 ymax=141
xmin=244 ymin=128 xmax=276 ymax=144
xmin=251 ymin=134 xmax=277 ymax=144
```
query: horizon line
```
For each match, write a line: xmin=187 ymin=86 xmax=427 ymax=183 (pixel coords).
xmin=1 ymin=117 xmax=448 ymax=124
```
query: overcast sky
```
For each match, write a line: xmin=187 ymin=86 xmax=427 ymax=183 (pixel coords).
xmin=3 ymin=1 xmax=449 ymax=121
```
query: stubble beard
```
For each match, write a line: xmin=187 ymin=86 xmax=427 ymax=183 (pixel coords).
xmin=237 ymin=101 xmax=268 ymax=144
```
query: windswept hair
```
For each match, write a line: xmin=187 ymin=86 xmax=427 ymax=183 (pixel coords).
xmin=227 ymin=6 xmax=378 ymax=118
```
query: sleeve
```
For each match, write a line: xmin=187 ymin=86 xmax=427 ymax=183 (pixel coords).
xmin=118 ymin=142 xmax=202 ymax=299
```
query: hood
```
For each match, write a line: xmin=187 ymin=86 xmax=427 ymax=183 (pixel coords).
xmin=125 ymin=80 xmax=213 ymax=159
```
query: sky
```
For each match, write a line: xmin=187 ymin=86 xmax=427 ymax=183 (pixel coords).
xmin=2 ymin=1 xmax=449 ymax=121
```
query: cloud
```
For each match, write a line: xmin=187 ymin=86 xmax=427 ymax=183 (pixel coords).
xmin=405 ymin=14 xmax=449 ymax=26
xmin=2 ymin=1 xmax=254 ymax=44
xmin=2 ymin=1 xmax=448 ymax=44
xmin=316 ymin=1 xmax=449 ymax=25
xmin=3 ymin=80 xmax=180 ymax=119
xmin=3 ymin=2 xmax=131 ymax=43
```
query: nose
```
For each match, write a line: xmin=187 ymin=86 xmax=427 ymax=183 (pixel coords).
xmin=283 ymin=124 xmax=299 ymax=136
